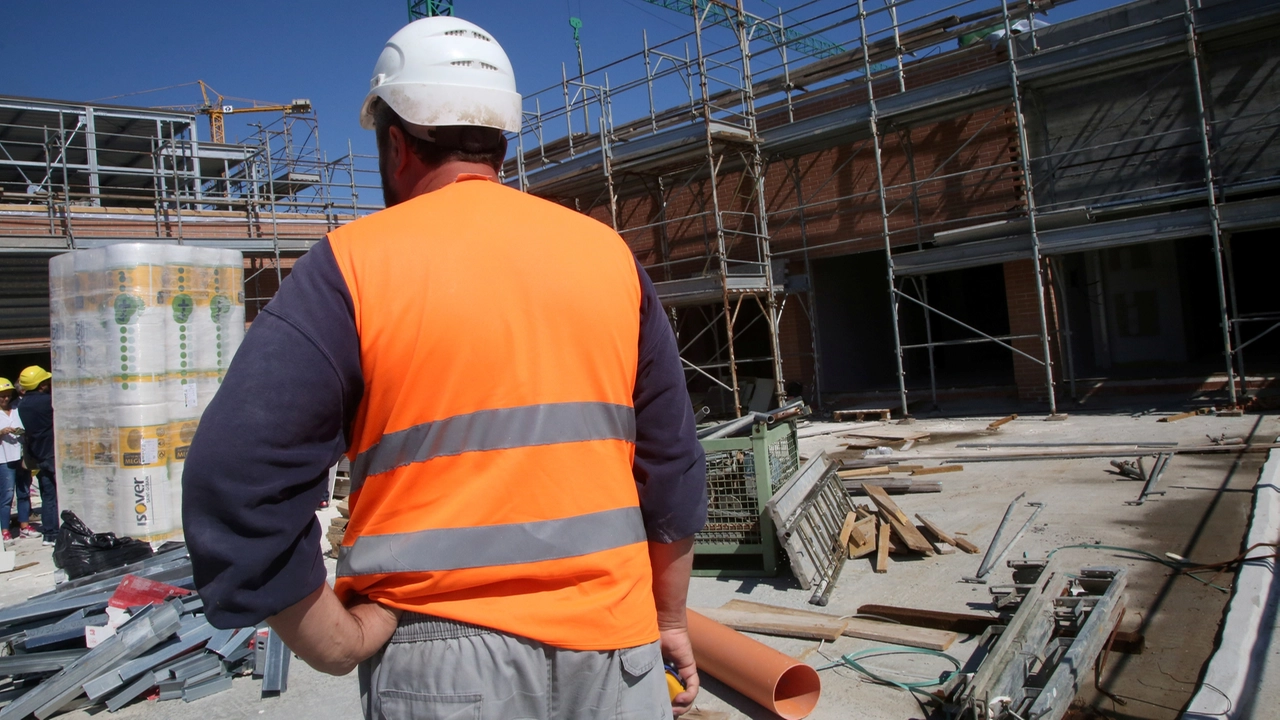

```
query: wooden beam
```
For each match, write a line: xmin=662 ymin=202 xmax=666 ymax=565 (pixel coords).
xmin=864 ymin=485 xmax=935 ymax=554
xmin=844 ymin=478 xmax=942 ymax=495
xmin=721 ymin=600 xmax=956 ymax=651
xmin=691 ymin=607 xmax=848 ymax=641
xmin=911 ymin=465 xmax=964 ymax=476
xmin=986 ymin=414 xmax=1018 ymax=431
xmin=837 ymin=466 xmax=892 ymax=478
xmin=875 ymin=520 xmax=890 ymax=573
xmin=916 ymin=514 xmax=981 ymax=554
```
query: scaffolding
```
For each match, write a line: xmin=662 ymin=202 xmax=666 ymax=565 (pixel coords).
xmin=0 ymin=95 xmax=383 ymax=345
xmin=509 ymin=0 xmax=1280 ymax=414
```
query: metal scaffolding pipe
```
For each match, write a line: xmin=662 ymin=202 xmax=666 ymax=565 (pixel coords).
xmin=1000 ymin=0 xmax=1058 ymax=415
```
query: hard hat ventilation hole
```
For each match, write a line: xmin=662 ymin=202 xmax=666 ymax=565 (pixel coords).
xmin=451 ymin=60 xmax=474 ymax=67
xmin=479 ymin=62 xmax=499 ymax=71
xmin=444 ymin=30 xmax=468 ymax=37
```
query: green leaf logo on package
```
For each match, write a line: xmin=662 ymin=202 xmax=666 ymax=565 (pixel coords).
xmin=210 ymin=294 xmax=231 ymax=323
xmin=114 ymin=294 xmax=143 ymax=325
xmin=171 ymin=293 xmax=194 ymax=324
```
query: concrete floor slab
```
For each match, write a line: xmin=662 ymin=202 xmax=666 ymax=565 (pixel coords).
xmin=0 ymin=411 xmax=1273 ymax=719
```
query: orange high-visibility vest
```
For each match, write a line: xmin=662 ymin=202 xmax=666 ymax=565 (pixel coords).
xmin=327 ymin=175 xmax=656 ymax=651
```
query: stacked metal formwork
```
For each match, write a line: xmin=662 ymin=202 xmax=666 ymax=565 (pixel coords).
xmin=510 ymin=0 xmax=1280 ymax=412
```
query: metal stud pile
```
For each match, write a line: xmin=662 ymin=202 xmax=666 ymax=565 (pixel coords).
xmin=0 ymin=546 xmax=289 ymax=718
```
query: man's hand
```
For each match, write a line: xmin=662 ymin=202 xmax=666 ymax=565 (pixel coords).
xmin=650 ymin=537 xmax=698 ymax=717
xmin=267 ymin=585 xmax=401 ymax=676
xmin=660 ymin=623 xmax=700 ymax=717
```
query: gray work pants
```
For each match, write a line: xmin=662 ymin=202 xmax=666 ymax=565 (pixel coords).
xmin=358 ymin=612 xmax=670 ymax=720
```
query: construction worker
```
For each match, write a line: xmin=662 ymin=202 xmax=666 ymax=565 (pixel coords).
xmin=183 ymin=16 xmax=708 ymax=720
xmin=16 ymin=366 xmax=57 ymax=545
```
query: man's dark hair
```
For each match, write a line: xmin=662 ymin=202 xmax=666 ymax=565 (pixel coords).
xmin=371 ymin=98 xmax=507 ymax=172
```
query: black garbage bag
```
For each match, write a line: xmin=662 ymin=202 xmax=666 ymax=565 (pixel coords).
xmin=52 ymin=510 xmax=155 ymax=580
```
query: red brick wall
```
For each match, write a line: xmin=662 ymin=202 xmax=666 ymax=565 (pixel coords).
xmin=533 ymin=43 xmax=1032 ymax=399
xmin=1002 ymin=258 xmax=1061 ymax=404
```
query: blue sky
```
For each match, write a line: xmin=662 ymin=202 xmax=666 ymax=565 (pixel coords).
xmin=4 ymin=0 xmax=1120 ymax=161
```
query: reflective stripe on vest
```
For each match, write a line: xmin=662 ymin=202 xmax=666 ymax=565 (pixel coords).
xmin=337 ymin=506 xmax=646 ymax=576
xmin=350 ymin=401 xmax=636 ymax=495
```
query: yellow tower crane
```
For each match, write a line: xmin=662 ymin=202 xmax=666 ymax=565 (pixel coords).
xmin=196 ymin=81 xmax=312 ymax=144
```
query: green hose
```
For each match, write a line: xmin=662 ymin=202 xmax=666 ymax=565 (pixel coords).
xmin=818 ymin=646 xmax=961 ymax=696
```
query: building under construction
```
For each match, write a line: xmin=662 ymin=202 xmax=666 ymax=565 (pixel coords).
xmin=509 ymin=0 xmax=1280 ymax=416
xmin=0 ymin=96 xmax=380 ymax=365
xmin=2 ymin=0 xmax=1278 ymax=416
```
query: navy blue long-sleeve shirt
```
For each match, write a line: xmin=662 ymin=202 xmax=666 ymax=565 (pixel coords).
xmin=17 ymin=390 xmax=54 ymax=473
xmin=183 ymin=238 xmax=707 ymax=629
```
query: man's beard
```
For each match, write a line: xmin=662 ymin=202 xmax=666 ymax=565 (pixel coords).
xmin=379 ymin=151 xmax=401 ymax=208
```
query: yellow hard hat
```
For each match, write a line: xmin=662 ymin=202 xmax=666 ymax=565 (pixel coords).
xmin=18 ymin=366 xmax=51 ymax=391
xmin=0 ymin=378 xmax=13 ymax=393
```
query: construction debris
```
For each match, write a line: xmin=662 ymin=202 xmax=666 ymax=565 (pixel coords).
xmin=1159 ymin=407 xmax=1213 ymax=422
xmin=0 ymin=545 xmax=288 ymax=716
xmin=986 ymin=414 xmax=1017 ymax=432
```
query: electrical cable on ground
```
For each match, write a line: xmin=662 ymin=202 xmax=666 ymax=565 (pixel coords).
xmin=817 ymin=645 xmax=960 ymax=716
xmin=1045 ymin=542 xmax=1280 ymax=594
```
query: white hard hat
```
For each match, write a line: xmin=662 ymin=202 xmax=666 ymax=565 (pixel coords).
xmin=360 ymin=17 xmax=521 ymax=134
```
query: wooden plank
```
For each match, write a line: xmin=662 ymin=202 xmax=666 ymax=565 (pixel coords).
xmin=862 ymin=484 xmax=910 ymax=525
xmin=890 ymin=464 xmax=925 ymax=472
xmin=924 ymin=530 xmax=956 ymax=554
xmin=875 ymin=520 xmax=890 ymax=573
xmin=691 ymin=607 xmax=849 ymax=641
xmin=911 ymin=465 xmax=964 ymax=476
xmin=916 ymin=514 xmax=981 ymax=554
xmin=720 ymin=600 xmax=956 ymax=651
xmin=1158 ymin=407 xmax=1211 ymax=422
xmin=845 ymin=478 xmax=942 ymax=495
xmin=986 ymin=414 xmax=1017 ymax=431
xmin=837 ymin=467 xmax=892 ymax=478
xmin=842 ymin=426 xmax=931 ymax=441
xmin=336 ymin=499 xmax=350 ymax=518
xmin=833 ymin=407 xmax=893 ymax=423
xmin=838 ymin=512 xmax=859 ymax=549
xmin=863 ymin=484 xmax=935 ymax=554
xmin=847 ymin=516 xmax=877 ymax=558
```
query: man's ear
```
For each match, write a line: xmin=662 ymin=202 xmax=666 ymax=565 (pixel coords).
xmin=386 ymin=124 xmax=409 ymax=181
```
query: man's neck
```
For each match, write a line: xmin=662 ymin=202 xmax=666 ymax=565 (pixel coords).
xmin=408 ymin=161 xmax=499 ymax=199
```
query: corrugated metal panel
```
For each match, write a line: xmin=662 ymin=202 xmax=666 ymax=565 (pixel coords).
xmin=0 ymin=254 xmax=51 ymax=352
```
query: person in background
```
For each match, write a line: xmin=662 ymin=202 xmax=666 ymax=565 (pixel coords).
xmin=16 ymin=366 xmax=56 ymax=546
xmin=0 ymin=378 xmax=35 ymax=541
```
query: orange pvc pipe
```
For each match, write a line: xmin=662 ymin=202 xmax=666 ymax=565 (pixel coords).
xmin=686 ymin=610 xmax=822 ymax=719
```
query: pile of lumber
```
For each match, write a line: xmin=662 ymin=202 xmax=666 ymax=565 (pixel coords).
xmin=325 ymin=499 xmax=349 ymax=559
xmin=840 ymin=484 xmax=979 ymax=573
xmin=0 ymin=546 xmax=290 ymax=715
xmin=836 ymin=462 xmax=963 ymax=495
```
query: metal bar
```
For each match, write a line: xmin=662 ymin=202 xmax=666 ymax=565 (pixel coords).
xmin=1000 ymin=0 xmax=1058 ymax=415
xmin=857 ymin=0 xmax=910 ymax=420
xmin=260 ymin=629 xmax=291 ymax=695
xmin=1183 ymin=0 xmax=1238 ymax=406
xmin=895 ymin=290 xmax=1045 ymax=365
xmin=967 ymin=492 xmax=1025 ymax=582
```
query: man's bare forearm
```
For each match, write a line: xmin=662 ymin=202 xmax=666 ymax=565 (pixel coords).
xmin=266 ymin=584 xmax=401 ymax=676
xmin=650 ymin=537 xmax=694 ymax=628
